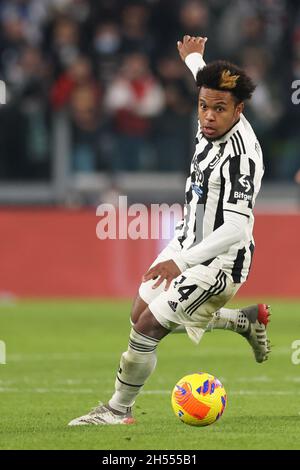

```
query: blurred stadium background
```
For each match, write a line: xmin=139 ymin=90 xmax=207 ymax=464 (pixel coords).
xmin=0 ymin=0 xmax=299 ymax=300
xmin=1 ymin=0 xmax=300 ymax=451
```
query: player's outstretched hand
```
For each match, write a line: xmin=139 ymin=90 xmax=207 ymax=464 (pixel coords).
xmin=177 ymin=35 xmax=207 ymax=61
xmin=142 ymin=260 xmax=181 ymax=291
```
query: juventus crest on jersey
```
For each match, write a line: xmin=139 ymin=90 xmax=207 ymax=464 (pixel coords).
xmin=176 ymin=113 xmax=264 ymax=284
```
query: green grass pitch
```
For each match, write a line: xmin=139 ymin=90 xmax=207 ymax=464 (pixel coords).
xmin=0 ymin=299 xmax=300 ymax=450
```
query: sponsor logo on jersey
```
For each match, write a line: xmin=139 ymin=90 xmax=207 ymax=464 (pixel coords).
xmin=238 ymin=175 xmax=251 ymax=192
xmin=229 ymin=173 xmax=254 ymax=206
xmin=208 ymin=153 xmax=222 ymax=169
xmin=233 ymin=191 xmax=252 ymax=202
xmin=191 ymin=183 xmax=203 ymax=197
xmin=168 ymin=301 xmax=178 ymax=312
xmin=233 ymin=175 xmax=253 ymax=201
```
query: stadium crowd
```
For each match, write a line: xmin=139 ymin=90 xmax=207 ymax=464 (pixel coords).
xmin=0 ymin=0 xmax=299 ymax=181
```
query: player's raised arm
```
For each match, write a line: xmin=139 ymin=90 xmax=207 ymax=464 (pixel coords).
xmin=177 ymin=35 xmax=207 ymax=80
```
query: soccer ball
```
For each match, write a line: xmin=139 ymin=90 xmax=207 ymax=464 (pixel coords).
xmin=171 ymin=372 xmax=227 ymax=426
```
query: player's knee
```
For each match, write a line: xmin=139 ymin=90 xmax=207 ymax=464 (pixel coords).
xmin=134 ymin=307 xmax=170 ymax=341
xmin=130 ymin=294 xmax=148 ymax=325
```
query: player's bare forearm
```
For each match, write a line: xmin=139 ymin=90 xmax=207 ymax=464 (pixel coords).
xmin=142 ymin=260 xmax=181 ymax=291
xmin=177 ymin=35 xmax=207 ymax=62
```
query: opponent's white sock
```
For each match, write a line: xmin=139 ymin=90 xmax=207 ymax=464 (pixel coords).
xmin=109 ymin=328 xmax=159 ymax=414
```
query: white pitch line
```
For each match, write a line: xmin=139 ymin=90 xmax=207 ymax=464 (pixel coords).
xmin=142 ymin=390 xmax=300 ymax=396
xmin=7 ymin=353 xmax=113 ymax=362
xmin=0 ymin=388 xmax=299 ymax=396
xmin=6 ymin=347 xmax=292 ymax=362
xmin=1 ymin=376 xmax=300 ymax=387
xmin=0 ymin=387 xmax=95 ymax=394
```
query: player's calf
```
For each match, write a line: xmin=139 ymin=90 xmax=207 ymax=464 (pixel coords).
xmin=68 ymin=316 xmax=166 ymax=426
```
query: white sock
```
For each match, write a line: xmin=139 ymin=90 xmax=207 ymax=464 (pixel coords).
xmin=206 ymin=308 xmax=249 ymax=333
xmin=171 ymin=308 xmax=249 ymax=334
xmin=109 ymin=328 xmax=159 ymax=413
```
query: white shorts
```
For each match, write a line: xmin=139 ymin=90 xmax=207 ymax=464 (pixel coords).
xmin=139 ymin=243 xmax=241 ymax=342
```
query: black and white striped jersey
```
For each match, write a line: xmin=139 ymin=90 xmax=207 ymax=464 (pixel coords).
xmin=175 ymin=113 xmax=264 ymax=283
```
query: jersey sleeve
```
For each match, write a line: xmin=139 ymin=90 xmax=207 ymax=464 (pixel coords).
xmin=222 ymin=154 xmax=256 ymax=218
xmin=173 ymin=210 xmax=248 ymax=268
xmin=185 ymin=53 xmax=206 ymax=80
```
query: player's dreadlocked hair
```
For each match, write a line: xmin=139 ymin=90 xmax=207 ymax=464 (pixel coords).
xmin=196 ymin=60 xmax=256 ymax=103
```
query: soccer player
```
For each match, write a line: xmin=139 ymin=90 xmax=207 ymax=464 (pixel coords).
xmin=69 ymin=36 xmax=270 ymax=426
